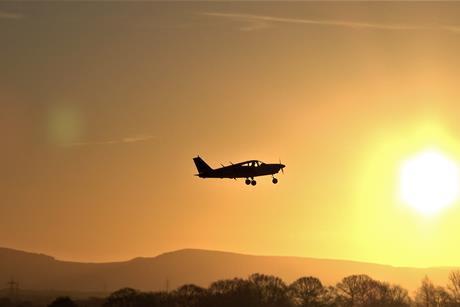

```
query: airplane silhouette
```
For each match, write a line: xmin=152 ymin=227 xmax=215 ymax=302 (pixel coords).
xmin=193 ymin=156 xmax=285 ymax=186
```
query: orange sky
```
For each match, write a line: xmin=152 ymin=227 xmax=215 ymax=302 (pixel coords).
xmin=2 ymin=1 xmax=460 ymax=267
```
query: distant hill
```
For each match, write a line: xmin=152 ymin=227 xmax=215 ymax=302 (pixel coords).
xmin=0 ymin=247 xmax=457 ymax=295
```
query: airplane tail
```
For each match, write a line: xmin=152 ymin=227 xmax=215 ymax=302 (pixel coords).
xmin=193 ymin=156 xmax=213 ymax=175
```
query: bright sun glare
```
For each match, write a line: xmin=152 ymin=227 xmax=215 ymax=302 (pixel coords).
xmin=399 ymin=149 xmax=460 ymax=215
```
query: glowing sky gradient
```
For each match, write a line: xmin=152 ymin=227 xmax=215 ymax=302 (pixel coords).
xmin=3 ymin=1 xmax=460 ymax=267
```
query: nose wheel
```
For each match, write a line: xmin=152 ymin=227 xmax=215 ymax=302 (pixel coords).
xmin=272 ymin=178 xmax=278 ymax=184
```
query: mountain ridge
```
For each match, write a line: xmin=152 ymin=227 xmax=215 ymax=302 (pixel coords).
xmin=0 ymin=247 xmax=457 ymax=295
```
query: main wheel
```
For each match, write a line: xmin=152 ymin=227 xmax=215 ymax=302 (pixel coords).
xmin=251 ymin=180 xmax=257 ymax=186
xmin=272 ymin=178 xmax=278 ymax=184
xmin=245 ymin=179 xmax=251 ymax=185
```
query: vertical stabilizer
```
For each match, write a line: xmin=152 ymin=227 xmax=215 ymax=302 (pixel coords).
xmin=193 ymin=156 xmax=213 ymax=175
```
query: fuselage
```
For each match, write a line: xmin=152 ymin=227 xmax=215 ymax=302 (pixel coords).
xmin=198 ymin=163 xmax=284 ymax=179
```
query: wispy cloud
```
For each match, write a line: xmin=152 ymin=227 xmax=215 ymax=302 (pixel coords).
xmin=240 ymin=20 xmax=271 ymax=32
xmin=63 ymin=135 xmax=156 ymax=148
xmin=0 ymin=10 xmax=23 ymax=20
xmin=202 ymin=12 xmax=460 ymax=33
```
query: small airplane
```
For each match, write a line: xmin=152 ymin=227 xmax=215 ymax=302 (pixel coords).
xmin=193 ymin=156 xmax=285 ymax=186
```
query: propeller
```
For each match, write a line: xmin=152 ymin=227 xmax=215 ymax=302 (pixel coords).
xmin=279 ymin=158 xmax=285 ymax=174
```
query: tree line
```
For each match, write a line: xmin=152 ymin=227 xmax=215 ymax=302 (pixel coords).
xmin=2 ymin=271 xmax=460 ymax=307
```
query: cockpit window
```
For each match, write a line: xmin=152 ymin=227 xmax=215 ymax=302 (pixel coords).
xmin=246 ymin=160 xmax=265 ymax=167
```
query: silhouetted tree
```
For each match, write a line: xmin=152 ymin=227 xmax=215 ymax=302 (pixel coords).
xmin=48 ymin=297 xmax=77 ymax=307
xmin=386 ymin=284 xmax=412 ymax=307
xmin=104 ymin=288 xmax=139 ymax=307
xmin=41 ymin=273 xmax=460 ymax=307
xmin=209 ymin=278 xmax=250 ymax=295
xmin=173 ymin=284 xmax=207 ymax=307
xmin=436 ymin=286 xmax=454 ymax=307
xmin=322 ymin=286 xmax=340 ymax=307
xmin=415 ymin=276 xmax=436 ymax=307
xmin=336 ymin=274 xmax=375 ymax=306
xmin=134 ymin=291 xmax=174 ymax=307
xmin=248 ymin=273 xmax=292 ymax=307
xmin=334 ymin=274 xmax=410 ymax=307
xmin=367 ymin=282 xmax=411 ymax=307
xmin=289 ymin=276 xmax=325 ymax=307
xmin=208 ymin=278 xmax=259 ymax=307
xmin=415 ymin=276 xmax=452 ymax=307
xmin=448 ymin=271 xmax=460 ymax=305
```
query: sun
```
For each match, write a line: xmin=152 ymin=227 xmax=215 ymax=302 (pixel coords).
xmin=399 ymin=149 xmax=460 ymax=215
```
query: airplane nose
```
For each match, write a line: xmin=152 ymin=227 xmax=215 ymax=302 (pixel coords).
xmin=279 ymin=164 xmax=285 ymax=174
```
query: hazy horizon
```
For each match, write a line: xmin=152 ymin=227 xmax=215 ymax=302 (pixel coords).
xmin=3 ymin=1 xmax=460 ymax=268
xmin=2 ymin=245 xmax=460 ymax=271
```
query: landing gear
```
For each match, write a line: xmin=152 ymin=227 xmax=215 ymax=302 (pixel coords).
xmin=272 ymin=178 xmax=278 ymax=184
xmin=246 ymin=178 xmax=256 ymax=186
